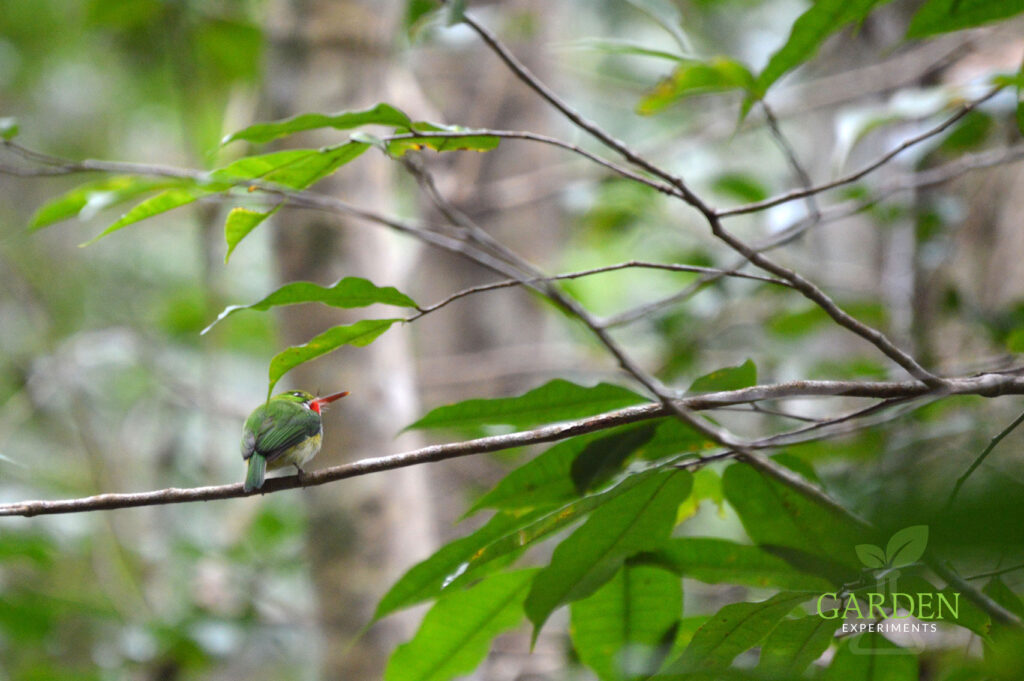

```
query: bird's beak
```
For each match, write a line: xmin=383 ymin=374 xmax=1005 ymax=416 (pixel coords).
xmin=311 ymin=390 xmax=349 ymax=411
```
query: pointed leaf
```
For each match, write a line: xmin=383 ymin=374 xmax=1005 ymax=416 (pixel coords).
xmin=647 ymin=537 xmax=834 ymax=591
xmin=222 ymin=103 xmax=413 ymax=145
xmin=83 ymin=185 xmax=214 ymax=246
xmin=666 ymin=592 xmax=810 ymax=673
xmin=757 ymin=616 xmax=841 ymax=676
xmin=223 ymin=205 xmax=277 ymax=262
xmin=383 ymin=569 xmax=536 ymax=681
xmin=823 ymin=633 xmax=918 ymax=680
xmin=855 ymin=544 xmax=887 ymax=569
xmin=29 ymin=176 xmax=179 ymax=230
xmin=570 ymin=564 xmax=682 ymax=681
xmin=524 ymin=471 xmax=693 ymax=636
xmin=884 ymin=525 xmax=928 ymax=567
xmin=407 ymin=379 xmax=647 ymax=431
xmin=688 ymin=359 xmax=757 ymax=394
xmin=204 ymin=277 xmax=416 ymax=334
xmin=268 ymin=318 xmax=402 ymax=394
xmin=212 ymin=142 xmax=369 ymax=189
xmin=722 ymin=462 xmax=872 ymax=570
xmin=756 ymin=0 xmax=895 ymax=96
xmin=907 ymin=0 xmax=1024 ymax=38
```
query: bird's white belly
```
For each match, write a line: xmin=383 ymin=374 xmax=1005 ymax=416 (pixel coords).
xmin=268 ymin=430 xmax=323 ymax=470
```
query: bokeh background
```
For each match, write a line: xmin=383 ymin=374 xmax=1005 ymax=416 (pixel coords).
xmin=1 ymin=0 xmax=1023 ymax=679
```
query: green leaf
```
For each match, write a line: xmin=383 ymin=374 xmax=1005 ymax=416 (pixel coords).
xmin=823 ymin=633 xmax=918 ymax=680
xmin=907 ymin=0 xmax=1024 ymax=37
xmin=268 ymin=318 xmax=402 ymax=394
xmin=29 ymin=176 xmax=180 ymax=230
xmin=688 ymin=359 xmax=757 ymax=393
xmin=570 ymin=564 xmax=682 ymax=681
xmin=223 ymin=205 xmax=277 ymax=262
xmin=203 ymin=277 xmax=416 ymax=334
xmin=722 ymin=462 xmax=872 ymax=571
xmin=666 ymin=592 xmax=810 ymax=673
xmin=711 ymin=172 xmax=770 ymax=204
xmin=855 ymin=544 xmax=887 ymax=569
xmin=83 ymin=185 xmax=214 ymax=246
xmin=676 ymin=469 xmax=724 ymax=520
xmin=757 ymin=616 xmax=841 ymax=676
xmin=407 ymin=379 xmax=647 ymax=432
xmin=466 ymin=427 xmax=648 ymax=516
xmin=571 ymin=424 xmax=657 ymax=494
xmin=647 ymin=537 xmax=834 ymax=591
xmin=445 ymin=0 xmax=466 ymax=25
xmin=640 ymin=418 xmax=717 ymax=460
xmin=383 ymin=569 xmax=536 ymax=681
xmin=756 ymin=0 xmax=895 ymax=96
xmin=0 ymin=117 xmax=19 ymax=140
xmin=884 ymin=525 xmax=928 ymax=567
xmin=387 ymin=123 xmax=500 ymax=157
xmin=524 ymin=470 xmax=693 ymax=637
xmin=566 ymin=38 xmax=686 ymax=62
xmin=211 ymin=143 xmax=369 ymax=189
xmin=984 ymin=576 xmax=1024 ymax=620
xmin=222 ymin=103 xmax=413 ymax=145
xmin=637 ymin=57 xmax=754 ymax=116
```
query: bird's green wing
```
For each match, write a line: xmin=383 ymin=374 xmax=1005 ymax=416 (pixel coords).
xmin=243 ymin=402 xmax=321 ymax=464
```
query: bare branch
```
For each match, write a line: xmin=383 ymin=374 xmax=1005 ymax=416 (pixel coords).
xmin=945 ymin=407 xmax=1024 ymax=509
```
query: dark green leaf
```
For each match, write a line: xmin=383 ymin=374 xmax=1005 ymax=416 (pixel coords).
xmin=711 ymin=172 xmax=770 ymax=203
xmin=571 ymin=424 xmax=657 ymax=494
xmin=203 ymin=277 xmax=416 ymax=334
xmin=756 ymin=0 xmax=894 ymax=96
xmin=407 ymin=379 xmax=647 ymax=431
xmin=29 ymin=176 xmax=179 ymax=230
xmin=907 ymin=0 xmax=1024 ymax=38
xmin=884 ymin=525 xmax=928 ymax=567
xmin=387 ymin=123 xmax=500 ymax=156
xmin=524 ymin=470 xmax=693 ymax=637
xmin=223 ymin=205 xmax=277 ymax=262
xmin=0 ymin=117 xmax=20 ymax=140
xmin=383 ymin=569 xmax=536 ymax=681
xmin=640 ymin=417 xmax=717 ymax=460
xmin=688 ymin=359 xmax=757 ymax=393
xmin=666 ymin=592 xmax=810 ymax=673
xmin=823 ymin=633 xmax=918 ymax=680
xmin=570 ymin=564 xmax=682 ymax=681
xmin=647 ymin=537 xmax=834 ymax=590
xmin=638 ymin=58 xmax=754 ymax=116
xmin=722 ymin=462 xmax=872 ymax=570
xmin=222 ymin=103 xmax=413 ymax=145
xmin=757 ymin=616 xmax=840 ymax=676
xmin=983 ymin=576 xmax=1024 ymax=619
xmin=268 ymin=318 xmax=402 ymax=395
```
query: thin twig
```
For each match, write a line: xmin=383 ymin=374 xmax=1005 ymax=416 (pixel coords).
xmin=945 ymin=406 xmax=1024 ymax=509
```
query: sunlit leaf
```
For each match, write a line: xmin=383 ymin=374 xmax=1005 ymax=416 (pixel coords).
xmin=203 ymin=277 xmax=416 ymax=334
xmin=0 ymin=117 xmax=20 ymax=140
xmin=387 ymin=123 xmax=500 ymax=156
xmin=756 ymin=616 xmax=840 ymax=676
xmin=524 ymin=470 xmax=692 ymax=638
xmin=223 ymin=205 xmax=277 ymax=262
xmin=30 ymin=176 xmax=180 ymax=230
xmin=570 ymin=564 xmax=682 ymax=681
xmin=907 ymin=0 xmax=1024 ymax=37
xmin=665 ymin=592 xmax=810 ymax=673
xmin=268 ymin=318 xmax=402 ymax=394
xmin=222 ymin=103 xmax=413 ymax=145
xmin=211 ymin=142 xmax=369 ymax=189
xmin=406 ymin=379 xmax=647 ymax=431
xmin=383 ymin=569 xmax=536 ymax=681
xmin=688 ymin=359 xmax=757 ymax=393
xmin=82 ymin=185 xmax=215 ymax=246
xmin=638 ymin=57 xmax=754 ymax=116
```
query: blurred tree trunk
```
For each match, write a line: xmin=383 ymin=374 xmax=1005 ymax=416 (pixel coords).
xmin=263 ymin=2 xmax=435 ymax=678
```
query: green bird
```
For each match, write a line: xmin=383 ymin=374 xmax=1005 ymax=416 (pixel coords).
xmin=241 ymin=389 xmax=349 ymax=492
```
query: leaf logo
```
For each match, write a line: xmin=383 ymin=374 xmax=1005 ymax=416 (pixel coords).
xmin=855 ymin=525 xmax=929 ymax=569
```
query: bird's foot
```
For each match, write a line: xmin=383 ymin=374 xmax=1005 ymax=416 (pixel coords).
xmin=294 ymin=465 xmax=307 ymax=483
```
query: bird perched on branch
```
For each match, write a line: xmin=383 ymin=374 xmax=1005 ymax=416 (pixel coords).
xmin=241 ymin=389 xmax=349 ymax=492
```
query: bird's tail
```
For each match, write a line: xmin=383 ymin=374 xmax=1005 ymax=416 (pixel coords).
xmin=244 ymin=454 xmax=267 ymax=493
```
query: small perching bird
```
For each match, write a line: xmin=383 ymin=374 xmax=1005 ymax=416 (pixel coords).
xmin=241 ymin=389 xmax=349 ymax=492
